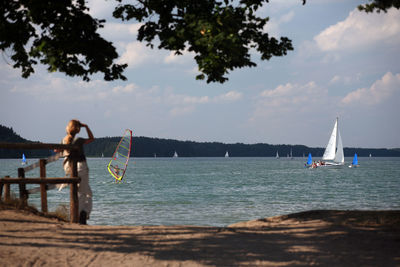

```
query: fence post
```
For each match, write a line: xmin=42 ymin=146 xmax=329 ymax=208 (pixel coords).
xmin=39 ymin=159 xmax=48 ymax=213
xmin=1 ymin=176 xmax=10 ymax=202
xmin=18 ymin=168 xmax=27 ymax=206
xmin=70 ymin=160 xmax=79 ymax=223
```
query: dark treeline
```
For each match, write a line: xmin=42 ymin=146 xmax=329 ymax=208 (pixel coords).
xmin=86 ymin=136 xmax=400 ymax=158
xmin=1 ymin=124 xmax=400 ymax=158
xmin=0 ymin=125 xmax=52 ymax=158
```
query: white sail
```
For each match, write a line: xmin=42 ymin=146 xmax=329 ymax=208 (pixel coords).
xmin=334 ymin=130 xmax=344 ymax=163
xmin=225 ymin=151 xmax=229 ymax=157
xmin=321 ymin=117 xmax=344 ymax=166
xmin=322 ymin=118 xmax=338 ymax=161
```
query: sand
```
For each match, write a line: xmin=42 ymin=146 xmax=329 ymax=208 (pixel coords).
xmin=0 ymin=206 xmax=399 ymax=266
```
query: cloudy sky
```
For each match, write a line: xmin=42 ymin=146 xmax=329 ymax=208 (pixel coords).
xmin=1 ymin=0 xmax=400 ymax=148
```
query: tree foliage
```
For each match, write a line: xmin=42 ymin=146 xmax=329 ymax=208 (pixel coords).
xmin=358 ymin=0 xmax=400 ymax=12
xmin=113 ymin=0 xmax=295 ymax=83
xmin=7 ymin=1 xmax=396 ymax=83
xmin=0 ymin=0 xmax=127 ymax=81
xmin=1 ymin=0 xmax=302 ymax=83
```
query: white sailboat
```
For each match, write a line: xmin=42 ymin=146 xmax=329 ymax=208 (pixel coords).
xmin=173 ymin=151 xmax=178 ymax=158
xmin=320 ymin=117 xmax=345 ymax=167
xmin=276 ymin=151 xmax=279 ymax=159
xmin=225 ymin=151 xmax=229 ymax=157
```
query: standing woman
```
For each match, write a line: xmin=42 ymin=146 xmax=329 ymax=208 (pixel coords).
xmin=61 ymin=119 xmax=94 ymax=224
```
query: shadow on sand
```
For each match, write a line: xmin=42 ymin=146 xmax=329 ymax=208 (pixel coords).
xmin=1 ymin=209 xmax=399 ymax=266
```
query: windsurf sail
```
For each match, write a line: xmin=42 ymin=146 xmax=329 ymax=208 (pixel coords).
xmin=22 ymin=153 xmax=27 ymax=165
xmin=306 ymin=153 xmax=312 ymax=165
xmin=352 ymin=153 xmax=358 ymax=165
xmin=107 ymin=129 xmax=132 ymax=181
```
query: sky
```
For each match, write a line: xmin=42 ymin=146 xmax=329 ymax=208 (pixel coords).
xmin=1 ymin=0 xmax=400 ymax=148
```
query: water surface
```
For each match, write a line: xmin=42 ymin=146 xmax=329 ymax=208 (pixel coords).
xmin=1 ymin=157 xmax=399 ymax=226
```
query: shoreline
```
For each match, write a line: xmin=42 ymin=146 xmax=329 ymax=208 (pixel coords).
xmin=1 ymin=206 xmax=399 ymax=266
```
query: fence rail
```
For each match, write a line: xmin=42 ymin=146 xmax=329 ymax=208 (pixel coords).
xmin=0 ymin=142 xmax=81 ymax=223
xmin=0 ymin=142 xmax=78 ymax=150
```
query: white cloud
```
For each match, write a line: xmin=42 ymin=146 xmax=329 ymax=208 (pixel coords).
xmin=315 ymin=8 xmax=400 ymax=52
xmin=10 ymin=76 xmax=69 ymax=96
xmin=213 ymin=91 xmax=243 ymax=102
xmin=169 ymin=106 xmax=196 ymax=116
xmin=87 ymin=0 xmax=118 ymax=19
xmin=118 ymin=42 xmax=155 ymax=67
xmin=259 ymin=81 xmax=320 ymax=101
xmin=258 ymin=1 xmax=300 ymax=15
xmin=164 ymin=49 xmax=195 ymax=64
xmin=100 ymin=23 xmax=143 ymax=41
xmin=112 ymin=83 xmax=138 ymax=94
xmin=341 ymin=72 xmax=400 ymax=106
xmin=8 ymin=74 xmax=118 ymax=102
xmin=330 ymin=75 xmax=341 ymax=84
xmin=329 ymin=73 xmax=361 ymax=85
xmin=165 ymin=90 xmax=242 ymax=106
xmin=250 ymin=81 xmax=333 ymax=125
xmin=263 ymin=11 xmax=295 ymax=37
xmin=280 ymin=11 xmax=295 ymax=24
xmin=163 ymin=90 xmax=242 ymax=116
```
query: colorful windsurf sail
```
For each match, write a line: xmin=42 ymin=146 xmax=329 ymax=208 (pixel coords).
xmin=107 ymin=129 xmax=132 ymax=181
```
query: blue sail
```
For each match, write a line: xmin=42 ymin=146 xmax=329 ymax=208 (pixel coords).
xmin=352 ymin=153 xmax=358 ymax=165
xmin=22 ymin=153 xmax=26 ymax=164
xmin=307 ymin=153 xmax=312 ymax=165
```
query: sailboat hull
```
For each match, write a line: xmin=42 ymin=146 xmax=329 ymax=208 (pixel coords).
xmin=318 ymin=162 xmax=345 ymax=168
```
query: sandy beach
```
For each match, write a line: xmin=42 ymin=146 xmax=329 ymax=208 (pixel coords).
xmin=1 ymin=205 xmax=399 ymax=266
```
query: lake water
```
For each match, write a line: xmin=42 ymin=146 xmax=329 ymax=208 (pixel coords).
xmin=1 ymin=157 xmax=399 ymax=226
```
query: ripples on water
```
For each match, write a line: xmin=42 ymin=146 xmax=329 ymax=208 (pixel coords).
xmin=1 ymin=157 xmax=399 ymax=226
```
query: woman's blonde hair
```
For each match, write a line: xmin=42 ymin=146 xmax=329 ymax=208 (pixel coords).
xmin=63 ymin=119 xmax=81 ymax=145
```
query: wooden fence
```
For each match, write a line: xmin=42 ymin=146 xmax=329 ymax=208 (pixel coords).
xmin=0 ymin=142 xmax=81 ymax=223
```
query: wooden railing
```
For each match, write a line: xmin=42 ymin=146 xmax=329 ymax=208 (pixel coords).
xmin=0 ymin=142 xmax=81 ymax=223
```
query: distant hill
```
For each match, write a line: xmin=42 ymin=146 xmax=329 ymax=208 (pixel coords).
xmin=85 ymin=136 xmax=321 ymax=158
xmin=0 ymin=125 xmax=52 ymax=158
xmin=1 ymin=124 xmax=400 ymax=158
xmin=86 ymin=136 xmax=400 ymax=158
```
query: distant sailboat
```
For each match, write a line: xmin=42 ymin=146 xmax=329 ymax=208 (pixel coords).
xmin=225 ymin=151 xmax=229 ymax=158
xmin=21 ymin=153 xmax=27 ymax=165
xmin=349 ymin=153 xmax=359 ymax=168
xmin=101 ymin=153 xmax=104 ymax=158
xmin=173 ymin=151 xmax=178 ymax=158
xmin=290 ymin=148 xmax=293 ymax=159
xmin=276 ymin=151 xmax=279 ymax=159
xmin=320 ymin=117 xmax=345 ymax=167
xmin=305 ymin=153 xmax=313 ymax=167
